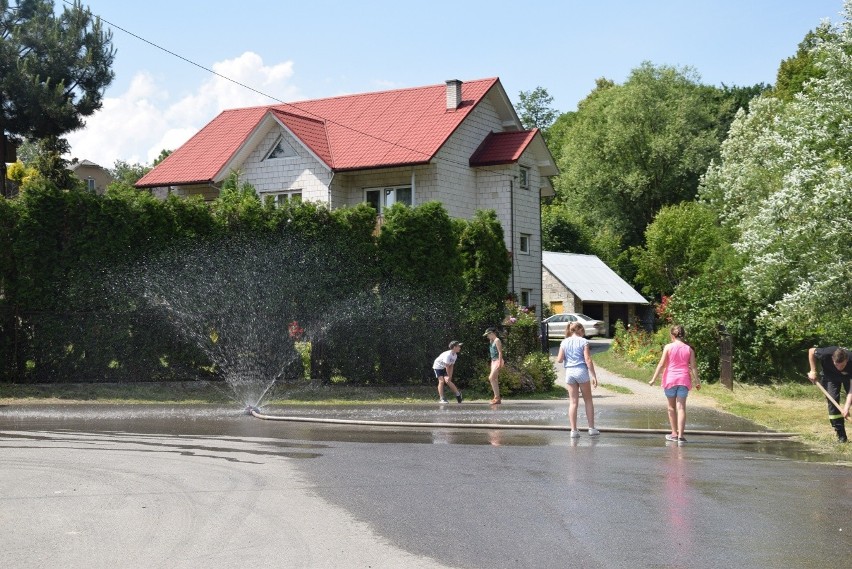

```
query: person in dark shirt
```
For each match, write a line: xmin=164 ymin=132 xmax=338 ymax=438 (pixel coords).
xmin=807 ymin=346 xmax=851 ymax=442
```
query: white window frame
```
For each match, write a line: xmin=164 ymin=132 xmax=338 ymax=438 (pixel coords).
xmin=86 ymin=178 xmax=96 ymax=192
xmin=264 ymin=135 xmax=298 ymax=161
xmin=364 ymin=185 xmax=413 ymax=213
xmin=519 ymin=166 xmax=530 ymax=190
xmin=520 ymin=289 xmax=531 ymax=308
xmin=519 ymin=233 xmax=531 ymax=255
xmin=266 ymin=189 xmax=302 ymax=206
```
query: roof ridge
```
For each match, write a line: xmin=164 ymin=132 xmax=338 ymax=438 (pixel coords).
xmin=278 ymin=77 xmax=499 ymax=108
xmin=270 ymin=108 xmax=326 ymax=125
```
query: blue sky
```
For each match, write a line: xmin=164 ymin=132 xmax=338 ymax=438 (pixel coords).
xmin=63 ymin=0 xmax=846 ymax=167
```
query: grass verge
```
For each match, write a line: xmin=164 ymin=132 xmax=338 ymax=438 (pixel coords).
xmin=599 ymin=383 xmax=633 ymax=395
xmin=593 ymin=350 xmax=850 ymax=462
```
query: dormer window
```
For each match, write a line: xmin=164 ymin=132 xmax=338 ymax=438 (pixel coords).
xmin=264 ymin=135 xmax=297 ymax=160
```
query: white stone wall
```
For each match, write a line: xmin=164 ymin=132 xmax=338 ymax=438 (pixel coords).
xmin=240 ymin=127 xmax=333 ymax=202
xmin=431 ymin=97 xmax=502 ymax=219
xmin=513 ymin=149 xmax=543 ymax=317
xmin=467 ymin=163 xmax=543 ymax=316
xmin=330 ymin=164 xmax=437 ymax=209
xmin=167 ymin=95 xmax=547 ymax=317
xmin=170 ymin=183 xmax=219 ymax=201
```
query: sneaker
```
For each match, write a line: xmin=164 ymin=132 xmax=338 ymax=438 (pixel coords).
xmin=439 ymin=399 xmax=449 ymax=404
xmin=456 ymin=392 xmax=463 ymax=404
xmin=665 ymin=434 xmax=678 ymax=442
xmin=677 ymin=437 xmax=688 ymax=445
xmin=570 ymin=430 xmax=581 ymax=438
xmin=588 ymin=428 xmax=600 ymax=436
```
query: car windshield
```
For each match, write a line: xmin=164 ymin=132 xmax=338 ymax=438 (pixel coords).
xmin=575 ymin=314 xmax=595 ymax=321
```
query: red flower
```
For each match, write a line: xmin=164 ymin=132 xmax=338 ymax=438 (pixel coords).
xmin=288 ymin=320 xmax=304 ymax=340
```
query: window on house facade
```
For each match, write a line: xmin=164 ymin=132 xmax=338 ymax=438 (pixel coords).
xmin=520 ymin=289 xmax=531 ymax=308
xmin=85 ymin=178 xmax=96 ymax=192
xmin=519 ymin=166 xmax=530 ymax=190
xmin=519 ymin=233 xmax=531 ymax=254
xmin=364 ymin=186 xmax=412 ymax=213
xmin=268 ymin=190 xmax=302 ymax=206
xmin=264 ymin=136 xmax=298 ymax=160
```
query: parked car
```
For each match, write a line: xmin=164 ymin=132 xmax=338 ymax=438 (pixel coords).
xmin=542 ymin=313 xmax=606 ymax=338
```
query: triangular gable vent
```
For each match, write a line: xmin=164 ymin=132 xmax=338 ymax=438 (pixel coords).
xmin=265 ymin=135 xmax=297 ymax=160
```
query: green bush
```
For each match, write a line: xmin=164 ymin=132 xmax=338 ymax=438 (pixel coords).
xmin=503 ymin=301 xmax=540 ymax=364
xmin=469 ymin=360 xmax=524 ymax=396
xmin=522 ymin=352 xmax=557 ymax=391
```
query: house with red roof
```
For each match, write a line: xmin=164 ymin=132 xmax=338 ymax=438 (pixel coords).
xmin=136 ymin=77 xmax=558 ymax=314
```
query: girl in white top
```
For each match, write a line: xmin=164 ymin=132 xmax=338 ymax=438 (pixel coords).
xmin=556 ymin=322 xmax=599 ymax=437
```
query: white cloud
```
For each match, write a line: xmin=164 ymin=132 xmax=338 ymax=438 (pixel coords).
xmin=66 ymin=52 xmax=300 ymax=167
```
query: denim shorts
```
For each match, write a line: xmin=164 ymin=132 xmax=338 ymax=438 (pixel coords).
xmin=565 ymin=366 xmax=590 ymax=385
xmin=664 ymin=385 xmax=689 ymax=398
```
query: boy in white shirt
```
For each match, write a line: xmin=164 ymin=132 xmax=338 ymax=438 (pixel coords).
xmin=433 ymin=341 xmax=463 ymax=404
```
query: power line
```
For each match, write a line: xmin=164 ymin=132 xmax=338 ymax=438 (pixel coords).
xmin=65 ymin=1 xmax=538 ymax=185
xmin=64 ymin=1 xmax=539 ymax=298
xmin=65 ymin=0 xmax=434 ymax=160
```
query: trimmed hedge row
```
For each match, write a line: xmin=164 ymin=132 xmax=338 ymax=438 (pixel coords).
xmin=0 ymin=177 xmax=513 ymax=387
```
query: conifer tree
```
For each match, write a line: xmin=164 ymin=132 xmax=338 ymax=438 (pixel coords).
xmin=1 ymin=0 xmax=115 ymax=197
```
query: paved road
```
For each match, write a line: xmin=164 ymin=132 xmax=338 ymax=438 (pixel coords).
xmin=0 ymin=403 xmax=848 ymax=569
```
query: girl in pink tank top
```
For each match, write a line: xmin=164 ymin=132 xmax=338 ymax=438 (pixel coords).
xmin=649 ymin=325 xmax=701 ymax=444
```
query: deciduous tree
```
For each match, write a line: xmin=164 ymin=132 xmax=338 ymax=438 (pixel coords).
xmin=554 ymin=62 xmax=725 ymax=250
xmin=632 ymin=201 xmax=726 ymax=297
xmin=700 ymin=3 xmax=852 ymax=343
xmin=517 ymin=86 xmax=558 ymax=137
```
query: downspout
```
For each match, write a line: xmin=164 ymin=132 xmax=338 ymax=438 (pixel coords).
xmin=510 ymin=177 xmax=515 ymax=297
xmin=537 ymin=185 xmax=543 ymax=320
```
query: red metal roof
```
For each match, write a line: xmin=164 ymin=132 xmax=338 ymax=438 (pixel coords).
xmin=137 ymin=78 xmax=500 ymax=187
xmin=138 ymin=106 xmax=268 ymax=187
xmin=469 ymin=130 xmax=539 ymax=167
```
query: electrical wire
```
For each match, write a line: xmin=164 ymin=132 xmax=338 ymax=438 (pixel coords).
xmin=63 ymin=0 xmax=554 ymax=185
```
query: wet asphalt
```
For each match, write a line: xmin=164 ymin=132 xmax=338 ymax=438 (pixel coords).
xmin=0 ymin=402 xmax=848 ymax=569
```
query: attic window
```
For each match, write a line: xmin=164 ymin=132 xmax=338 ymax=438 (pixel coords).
xmin=519 ymin=166 xmax=530 ymax=190
xmin=265 ymin=136 xmax=297 ymax=160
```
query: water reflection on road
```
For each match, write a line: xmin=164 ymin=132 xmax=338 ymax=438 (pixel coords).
xmin=1 ymin=402 xmax=848 ymax=569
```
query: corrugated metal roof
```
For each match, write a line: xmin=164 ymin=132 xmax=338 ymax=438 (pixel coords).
xmin=469 ymin=130 xmax=538 ymax=166
xmin=137 ymin=78 xmax=502 ymax=187
xmin=543 ymin=251 xmax=648 ymax=304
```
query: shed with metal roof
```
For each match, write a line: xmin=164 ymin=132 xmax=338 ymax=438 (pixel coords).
xmin=542 ymin=252 xmax=649 ymax=335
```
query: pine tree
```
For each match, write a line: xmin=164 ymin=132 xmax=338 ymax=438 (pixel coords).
xmin=1 ymin=0 xmax=115 ymax=197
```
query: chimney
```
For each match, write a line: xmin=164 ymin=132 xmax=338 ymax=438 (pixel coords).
xmin=446 ymin=79 xmax=462 ymax=110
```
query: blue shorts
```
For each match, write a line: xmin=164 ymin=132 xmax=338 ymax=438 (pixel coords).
xmin=434 ymin=368 xmax=448 ymax=378
xmin=664 ymin=385 xmax=689 ymax=399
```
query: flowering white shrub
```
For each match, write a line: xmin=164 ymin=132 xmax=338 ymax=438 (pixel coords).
xmin=699 ymin=2 xmax=852 ymax=341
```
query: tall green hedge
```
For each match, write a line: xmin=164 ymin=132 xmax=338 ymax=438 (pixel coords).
xmin=0 ymin=181 xmax=514 ymax=387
